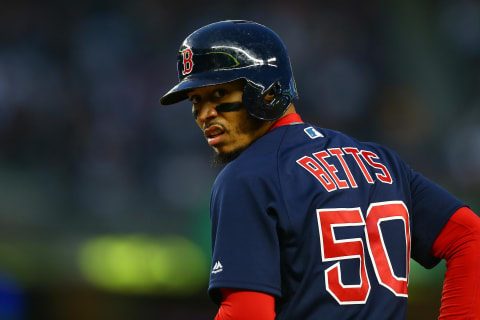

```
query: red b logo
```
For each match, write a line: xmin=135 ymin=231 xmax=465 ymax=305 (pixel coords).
xmin=181 ymin=48 xmax=194 ymax=75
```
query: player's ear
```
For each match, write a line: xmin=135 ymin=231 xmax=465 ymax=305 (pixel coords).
xmin=263 ymin=92 xmax=275 ymax=104
xmin=263 ymin=88 xmax=275 ymax=104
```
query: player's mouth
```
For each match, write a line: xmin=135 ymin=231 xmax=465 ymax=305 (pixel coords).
xmin=204 ymin=124 xmax=226 ymax=146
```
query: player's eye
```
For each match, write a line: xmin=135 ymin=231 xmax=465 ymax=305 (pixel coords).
xmin=189 ymin=95 xmax=201 ymax=104
xmin=212 ymin=89 xmax=227 ymax=99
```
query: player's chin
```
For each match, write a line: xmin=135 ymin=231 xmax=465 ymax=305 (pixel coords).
xmin=210 ymin=146 xmax=246 ymax=167
xmin=211 ymin=142 xmax=235 ymax=156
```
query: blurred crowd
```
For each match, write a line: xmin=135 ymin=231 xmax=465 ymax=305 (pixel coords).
xmin=0 ymin=0 xmax=479 ymax=319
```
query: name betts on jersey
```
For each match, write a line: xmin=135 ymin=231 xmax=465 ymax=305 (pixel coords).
xmin=296 ymin=147 xmax=392 ymax=192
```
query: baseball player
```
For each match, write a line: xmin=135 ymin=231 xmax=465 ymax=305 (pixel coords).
xmin=160 ymin=20 xmax=480 ymax=319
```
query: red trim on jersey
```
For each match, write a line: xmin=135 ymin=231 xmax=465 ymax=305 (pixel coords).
xmin=431 ymin=206 xmax=480 ymax=319
xmin=268 ymin=113 xmax=303 ymax=132
xmin=214 ymin=288 xmax=276 ymax=320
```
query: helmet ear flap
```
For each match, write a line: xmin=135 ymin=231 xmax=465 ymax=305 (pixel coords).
xmin=243 ymin=81 xmax=292 ymax=121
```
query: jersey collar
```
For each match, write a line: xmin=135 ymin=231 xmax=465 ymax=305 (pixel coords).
xmin=268 ymin=113 xmax=303 ymax=132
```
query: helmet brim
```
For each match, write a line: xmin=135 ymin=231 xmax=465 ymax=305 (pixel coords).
xmin=159 ymin=78 xmax=205 ymax=105
xmin=159 ymin=72 xmax=245 ymax=105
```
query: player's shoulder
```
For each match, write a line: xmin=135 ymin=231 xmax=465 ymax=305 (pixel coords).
xmin=300 ymin=125 xmax=409 ymax=178
xmin=320 ymin=127 xmax=402 ymax=158
xmin=290 ymin=124 xmax=362 ymax=146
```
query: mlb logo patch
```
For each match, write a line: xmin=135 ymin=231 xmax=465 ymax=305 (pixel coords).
xmin=304 ymin=127 xmax=324 ymax=139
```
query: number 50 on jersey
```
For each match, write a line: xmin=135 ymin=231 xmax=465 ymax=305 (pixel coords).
xmin=317 ymin=201 xmax=410 ymax=305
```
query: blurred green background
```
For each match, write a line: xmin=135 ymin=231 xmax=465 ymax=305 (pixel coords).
xmin=0 ymin=0 xmax=479 ymax=319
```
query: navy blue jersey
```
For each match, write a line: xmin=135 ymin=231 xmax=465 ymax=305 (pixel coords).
xmin=208 ymin=122 xmax=465 ymax=319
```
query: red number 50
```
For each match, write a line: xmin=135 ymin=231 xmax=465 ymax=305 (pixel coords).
xmin=317 ymin=201 xmax=410 ymax=305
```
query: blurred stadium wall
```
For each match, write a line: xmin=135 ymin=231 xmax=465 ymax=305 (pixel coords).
xmin=0 ymin=0 xmax=478 ymax=319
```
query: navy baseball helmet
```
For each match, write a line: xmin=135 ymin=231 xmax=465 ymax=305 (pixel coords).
xmin=159 ymin=20 xmax=298 ymax=120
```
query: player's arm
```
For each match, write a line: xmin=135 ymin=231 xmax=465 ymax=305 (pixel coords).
xmin=214 ymin=288 xmax=276 ymax=320
xmin=431 ymin=206 xmax=480 ymax=319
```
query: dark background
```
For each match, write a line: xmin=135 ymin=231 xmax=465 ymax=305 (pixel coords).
xmin=0 ymin=0 xmax=479 ymax=319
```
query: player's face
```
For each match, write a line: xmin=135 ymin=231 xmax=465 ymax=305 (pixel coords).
xmin=188 ymin=80 xmax=271 ymax=161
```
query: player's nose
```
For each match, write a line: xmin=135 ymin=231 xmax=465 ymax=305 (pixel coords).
xmin=197 ymin=103 xmax=219 ymax=123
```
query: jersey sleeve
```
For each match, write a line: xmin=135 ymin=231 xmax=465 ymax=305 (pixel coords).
xmin=214 ymin=289 xmax=276 ymax=320
xmin=432 ymin=207 xmax=480 ymax=319
xmin=208 ymin=167 xmax=282 ymax=304
xmin=408 ymin=170 xmax=466 ymax=268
